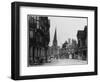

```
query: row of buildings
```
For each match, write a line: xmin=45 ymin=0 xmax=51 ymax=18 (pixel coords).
xmin=28 ymin=16 xmax=50 ymax=66
xmin=28 ymin=15 xmax=87 ymax=66
xmin=47 ymin=25 xmax=87 ymax=61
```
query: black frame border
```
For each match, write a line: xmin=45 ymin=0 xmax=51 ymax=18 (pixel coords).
xmin=11 ymin=1 xmax=98 ymax=80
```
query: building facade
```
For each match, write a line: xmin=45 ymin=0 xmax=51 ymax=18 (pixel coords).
xmin=59 ymin=39 xmax=78 ymax=59
xmin=28 ymin=16 xmax=50 ymax=66
xmin=77 ymin=26 xmax=87 ymax=60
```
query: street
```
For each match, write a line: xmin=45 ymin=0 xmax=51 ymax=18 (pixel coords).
xmin=43 ymin=59 xmax=87 ymax=66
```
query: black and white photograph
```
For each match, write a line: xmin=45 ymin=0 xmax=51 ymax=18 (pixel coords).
xmin=11 ymin=2 xmax=97 ymax=80
xmin=28 ymin=15 xmax=88 ymax=66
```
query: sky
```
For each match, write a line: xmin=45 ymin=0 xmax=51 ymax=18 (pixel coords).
xmin=48 ymin=16 xmax=87 ymax=47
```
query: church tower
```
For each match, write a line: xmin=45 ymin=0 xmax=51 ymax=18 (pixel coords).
xmin=53 ymin=28 xmax=57 ymax=47
xmin=51 ymin=28 xmax=59 ymax=59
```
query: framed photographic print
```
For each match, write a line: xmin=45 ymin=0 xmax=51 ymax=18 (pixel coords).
xmin=11 ymin=1 xmax=98 ymax=80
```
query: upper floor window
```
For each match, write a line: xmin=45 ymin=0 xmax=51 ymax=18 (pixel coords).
xmin=30 ymin=31 xmax=33 ymax=38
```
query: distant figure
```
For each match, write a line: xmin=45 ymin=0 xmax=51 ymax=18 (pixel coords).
xmin=69 ymin=54 xmax=72 ymax=59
